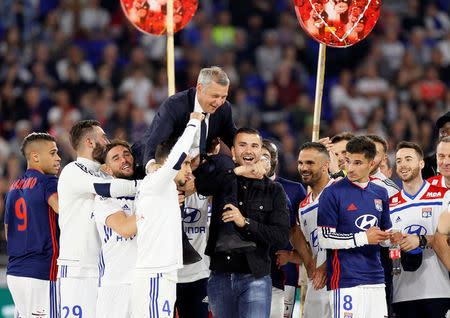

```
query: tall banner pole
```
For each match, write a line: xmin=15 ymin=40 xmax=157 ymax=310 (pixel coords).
xmin=166 ymin=0 xmax=176 ymax=97
xmin=311 ymin=43 xmax=326 ymax=142
xmin=293 ymin=0 xmax=382 ymax=316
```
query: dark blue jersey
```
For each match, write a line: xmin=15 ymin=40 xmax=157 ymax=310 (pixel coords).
xmin=272 ymin=176 xmax=307 ymax=288
xmin=317 ymin=177 xmax=392 ymax=290
xmin=4 ymin=169 xmax=59 ymax=281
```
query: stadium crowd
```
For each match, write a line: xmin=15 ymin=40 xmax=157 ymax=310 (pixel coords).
xmin=0 ymin=0 xmax=449 ymax=317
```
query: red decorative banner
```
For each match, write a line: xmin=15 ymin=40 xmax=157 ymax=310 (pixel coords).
xmin=294 ymin=0 xmax=381 ymax=47
xmin=121 ymin=0 xmax=198 ymax=35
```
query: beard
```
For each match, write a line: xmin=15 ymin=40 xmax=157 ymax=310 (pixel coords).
xmin=398 ymin=166 xmax=421 ymax=182
xmin=92 ymin=143 xmax=106 ymax=163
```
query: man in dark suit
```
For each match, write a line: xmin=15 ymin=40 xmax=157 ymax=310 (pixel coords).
xmin=422 ymin=111 xmax=450 ymax=179
xmin=132 ymin=66 xmax=237 ymax=170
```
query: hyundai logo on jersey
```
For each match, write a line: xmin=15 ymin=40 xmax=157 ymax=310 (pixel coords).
xmin=355 ymin=214 xmax=378 ymax=230
xmin=183 ymin=207 xmax=201 ymax=223
xmin=404 ymin=224 xmax=427 ymax=235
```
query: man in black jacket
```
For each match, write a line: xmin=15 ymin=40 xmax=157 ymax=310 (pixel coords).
xmin=422 ymin=111 xmax=450 ymax=179
xmin=132 ymin=66 xmax=237 ymax=170
xmin=194 ymin=128 xmax=290 ymax=318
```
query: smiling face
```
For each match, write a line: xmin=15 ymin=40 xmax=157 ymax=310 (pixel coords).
xmin=196 ymin=81 xmax=229 ymax=114
xmin=232 ymin=132 xmax=262 ymax=167
xmin=436 ymin=141 xmax=450 ymax=178
xmin=297 ymin=148 xmax=329 ymax=187
xmin=395 ymin=148 xmax=424 ymax=183
xmin=370 ymin=141 xmax=386 ymax=176
xmin=105 ymin=145 xmax=134 ymax=179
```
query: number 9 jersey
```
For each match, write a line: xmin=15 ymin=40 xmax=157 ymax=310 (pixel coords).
xmin=4 ymin=168 xmax=59 ymax=281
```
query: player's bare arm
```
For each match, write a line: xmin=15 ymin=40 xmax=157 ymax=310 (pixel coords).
xmin=105 ymin=211 xmax=137 ymax=238
xmin=290 ymin=225 xmax=315 ymax=278
xmin=48 ymin=193 xmax=59 ymax=214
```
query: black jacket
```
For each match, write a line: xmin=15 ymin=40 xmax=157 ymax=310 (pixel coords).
xmin=132 ymin=87 xmax=237 ymax=167
xmin=194 ymin=154 xmax=290 ymax=278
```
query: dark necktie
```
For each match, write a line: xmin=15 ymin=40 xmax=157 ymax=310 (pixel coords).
xmin=200 ymin=112 xmax=207 ymax=158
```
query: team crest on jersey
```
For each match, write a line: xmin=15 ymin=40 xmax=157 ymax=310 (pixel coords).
xmin=422 ymin=208 xmax=432 ymax=218
xmin=374 ymin=199 xmax=382 ymax=212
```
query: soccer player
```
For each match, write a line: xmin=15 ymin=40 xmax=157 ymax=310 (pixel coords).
xmin=132 ymin=112 xmax=203 ymax=318
xmin=389 ymin=141 xmax=450 ymax=317
xmin=5 ymin=133 xmax=60 ymax=318
xmin=366 ymin=135 xmax=401 ymax=197
xmin=427 ymin=136 xmax=450 ymax=188
xmin=317 ymin=136 xmax=395 ymax=318
xmin=94 ymin=140 xmax=138 ymax=318
xmin=330 ymin=132 xmax=354 ymax=172
xmin=58 ymin=120 xmax=139 ymax=317
xmin=261 ymin=139 xmax=306 ymax=318
xmin=366 ymin=134 xmax=400 ymax=318
xmin=297 ymin=142 xmax=333 ymax=318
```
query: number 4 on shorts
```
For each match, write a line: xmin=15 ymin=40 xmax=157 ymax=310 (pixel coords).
xmin=162 ymin=300 xmax=171 ymax=316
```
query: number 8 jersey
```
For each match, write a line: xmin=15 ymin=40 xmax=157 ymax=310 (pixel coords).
xmin=4 ymin=169 xmax=59 ymax=281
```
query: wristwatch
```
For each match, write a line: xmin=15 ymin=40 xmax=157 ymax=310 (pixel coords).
xmin=243 ymin=218 xmax=250 ymax=231
xmin=418 ymin=235 xmax=427 ymax=249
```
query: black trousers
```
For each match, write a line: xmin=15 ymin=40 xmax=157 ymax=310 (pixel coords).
xmin=393 ymin=298 xmax=450 ymax=318
xmin=175 ymin=278 xmax=209 ymax=318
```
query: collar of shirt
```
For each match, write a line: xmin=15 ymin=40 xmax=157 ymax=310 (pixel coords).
xmin=76 ymin=157 xmax=101 ymax=171
xmin=370 ymin=168 xmax=386 ymax=181
xmin=192 ymin=93 xmax=210 ymax=155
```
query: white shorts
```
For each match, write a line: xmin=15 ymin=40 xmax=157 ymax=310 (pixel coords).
xmin=58 ymin=276 xmax=97 ymax=318
xmin=329 ymin=284 xmax=387 ymax=318
xmin=7 ymin=275 xmax=58 ymax=318
xmin=283 ymin=285 xmax=296 ymax=318
xmin=97 ymin=284 xmax=133 ymax=318
xmin=270 ymin=287 xmax=284 ymax=318
xmin=304 ymin=281 xmax=331 ymax=318
xmin=132 ymin=273 xmax=176 ymax=318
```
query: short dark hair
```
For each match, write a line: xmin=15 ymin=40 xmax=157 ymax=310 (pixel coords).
xmin=102 ymin=139 xmax=132 ymax=163
xmin=21 ymin=132 xmax=56 ymax=158
xmin=346 ymin=136 xmax=376 ymax=160
xmin=300 ymin=142 xmax=330 ymax=159
xmin=69 ymin=120 xmax=101 ymax=151
xmin=155 ymin=138 xmax=177 ymax=164
xmin=331 ymin=132 xmax=355 ymax=144
xmin=366 ymin=134 xmax=388 ymax=154
xmin=233 ymin=127 xmax=261 ymax=144
xmin=396 ymin=141 xmax=424 ymax=160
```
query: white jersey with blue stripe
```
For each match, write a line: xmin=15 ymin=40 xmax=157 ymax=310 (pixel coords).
xmin=135 ymin=118 xmax=200 ymax=276
xmin=298 ymin=180 xmax=334 ymax=262
xmin=95 ymin=196 xmax=136 ymax=286
xmin=57 ymin=157 xmax=138 ymax=276
xmin=177 ymin=193 xmax=211 ymax=283
xmin=389 ymin=181 xmax=450 ymax=303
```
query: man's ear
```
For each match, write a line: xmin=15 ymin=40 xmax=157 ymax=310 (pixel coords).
xmin=196 ymin=82 xmax=202 ymax=94
xmin=102 ymin=164 xmax=113 ymax=176
xmin=30 ymin=151 xmax=39 ymax=163
xmin=231 ymin=146 xmax=236 ymax=162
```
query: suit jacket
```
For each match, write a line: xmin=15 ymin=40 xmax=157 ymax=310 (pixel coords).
xmin=132 ymin=87 xmax=237 ymax=167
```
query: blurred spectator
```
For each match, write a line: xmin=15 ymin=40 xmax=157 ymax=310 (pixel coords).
xmin=79 ymin=0 xmax=110 ymax=39
xmin=212 ymin=10 xmax=235 ymax=48
xmin=56 ymin=44 xmax=96 ymax=82
xmin=424 ymin=3 xmax=450 ymax=40
xmin=256 ymin=30 xmax=282 ymax=82
xmin=119 ymin=68 xmax=153 ymax=109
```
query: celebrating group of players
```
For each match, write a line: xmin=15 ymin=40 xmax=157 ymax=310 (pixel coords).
xmin=3 ymin=66 xmax=450 ymax=318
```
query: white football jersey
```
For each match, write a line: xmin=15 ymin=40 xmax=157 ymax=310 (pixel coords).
xmin=370 ymin=169 xmax=400 ymax=198
xmin=177 ymin=193 xmax=211 ymax=283
xmin=298 ymin=180 xmax=334 ymax=262
xmin=95 ymin=196 xmax=136 ymax=286
xmin=389 ymin=181 xmax=450 ymax=303
xmin=57 ymin=158 xmax=138 ymax=277
xmin=135 ymin=118 xmax=199 ymax=276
